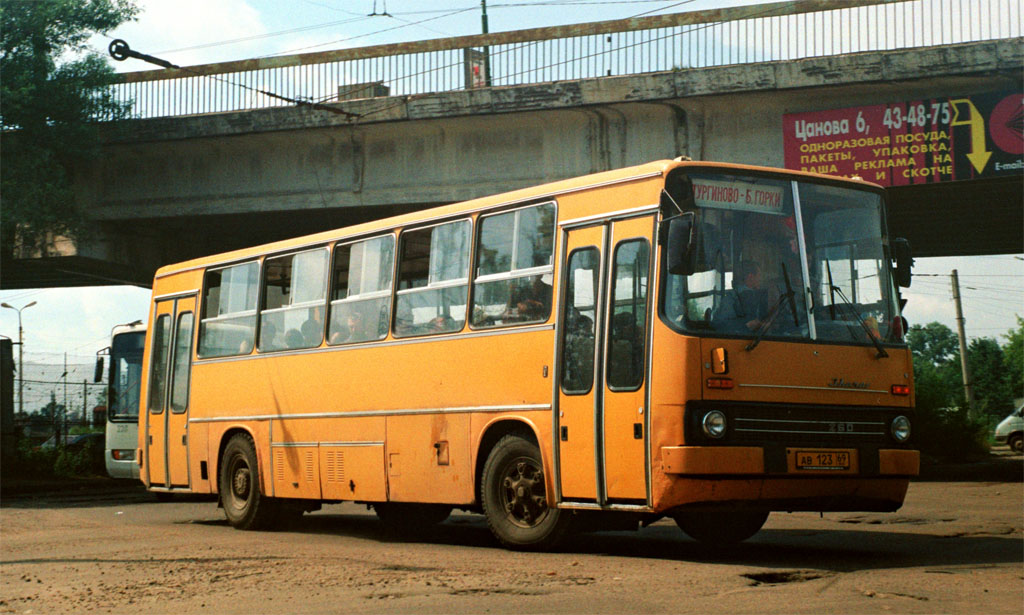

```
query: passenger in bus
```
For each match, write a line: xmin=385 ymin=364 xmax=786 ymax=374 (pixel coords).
xmin=284 ymin=329 xmax=305 ymax=349
xmin=300 ymin=307 xmax=324 ymax=346
xmin=563 ymin=309 xmax=595 ymax=391
xmin=715 ymin=260 xmax=769 ymax=332
xmin=259 ymin=321 xmax=279 ymax=350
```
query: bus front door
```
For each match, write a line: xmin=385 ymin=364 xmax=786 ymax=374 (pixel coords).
xmin=557 ymin=217 xmax=653 ymax=505
xmin=145 ymin=296 xmax=196 ymax=490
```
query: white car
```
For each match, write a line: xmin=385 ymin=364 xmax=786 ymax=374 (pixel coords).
xmin=994 ymin=406 xmax=1023 ymax=453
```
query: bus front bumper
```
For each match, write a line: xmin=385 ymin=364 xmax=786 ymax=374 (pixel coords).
xmin=660 ymin=446 xmax=919 ymax=476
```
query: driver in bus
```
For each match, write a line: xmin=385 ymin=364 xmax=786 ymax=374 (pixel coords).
xmin=715 ymin=260 xmax=769 ymax=332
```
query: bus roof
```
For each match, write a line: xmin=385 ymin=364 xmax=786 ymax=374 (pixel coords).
xmin=154 ymin=159 xmax=880 ymax=279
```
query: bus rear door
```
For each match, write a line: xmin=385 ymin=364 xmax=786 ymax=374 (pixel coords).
xmin=145 ymin=296 xmax=196 ymax=489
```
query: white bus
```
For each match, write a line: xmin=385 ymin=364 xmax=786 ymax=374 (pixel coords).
xmin=97 ymin=322 xmax=145 ymax=479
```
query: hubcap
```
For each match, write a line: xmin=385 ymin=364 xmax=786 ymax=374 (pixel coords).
xmin=500 ymin=457 xmax=548 ymax=528
xmin=229 ymin=458 xmax=251 ymax=506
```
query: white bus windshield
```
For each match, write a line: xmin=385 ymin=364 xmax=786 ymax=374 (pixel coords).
xmin=663 ymin=172 xmax=903 ymax=346
xmin=109 ymin=331 xmax=145 ymax=421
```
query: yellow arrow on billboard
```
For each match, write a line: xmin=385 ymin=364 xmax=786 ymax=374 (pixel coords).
xmin=950 ymin=98 xmax=992 ymax=173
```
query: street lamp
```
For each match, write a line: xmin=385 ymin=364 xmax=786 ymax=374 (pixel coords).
xmin=2 ymin=301 xmax=37 ymax=416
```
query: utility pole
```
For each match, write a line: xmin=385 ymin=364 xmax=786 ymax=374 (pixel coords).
xmin=951 ymin=269 xmax=976 ymax=418
xmin=82 ymin=379 xmax=87 ymax=428
xmin=62 ymin=353 xmax=68 ymax=443
xmin=481 ymin=0 xmax=491 ymax=86
xmin=1 ymin=301 xmax=36 ymax=418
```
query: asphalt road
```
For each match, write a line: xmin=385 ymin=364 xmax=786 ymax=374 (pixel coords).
xmin=1 ymin=476 xmax=1021 ymax=614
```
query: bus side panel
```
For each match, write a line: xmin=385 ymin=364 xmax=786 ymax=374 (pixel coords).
xmin=204 ymin=421 xmax=271 ymax=497
xmin=386 ymin=414 xmax=472 ymax=504
xmin=648 ymin=321 xmax=702 ymax=511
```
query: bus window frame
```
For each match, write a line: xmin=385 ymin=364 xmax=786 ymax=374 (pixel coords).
xmin=560 ymin=245 xmax=601 ymax=397
xmin=197 ymin=259 xmax=262 ymax=359
xmin=327 ymin=232 xmax=398 ymax=347
xmin=469 ymin=200 xmax=558 ymax=331
xmin=605 ymin=238 xmax=651 ymax=393
xmin=256 ymin=246 xmax=331 ymax=353
xmin=393 ymin=216 xmax=474 ymax=339
xmin=169 ymin=311 xmax=194 ymax=414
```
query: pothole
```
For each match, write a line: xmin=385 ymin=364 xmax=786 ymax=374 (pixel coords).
xmin=742 ymin=570 xmax=834 ymax=586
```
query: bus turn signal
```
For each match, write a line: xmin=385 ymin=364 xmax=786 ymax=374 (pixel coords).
xmin=890 ymin=384 xmax=910 ymax=396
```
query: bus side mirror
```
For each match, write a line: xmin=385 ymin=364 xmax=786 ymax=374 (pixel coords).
xmin=892 ymin=238 xmax=912 ymax=288
xmin=664 ymin=213 xmax=695 ymax=276
xmin=94 ymin=357 xmax=105 ymax=383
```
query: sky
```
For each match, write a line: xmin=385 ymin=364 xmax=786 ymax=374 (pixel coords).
xmin=2 ymin=0 xmax=1021 ymax=381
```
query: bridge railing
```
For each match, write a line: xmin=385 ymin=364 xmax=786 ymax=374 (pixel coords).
xmin=110 ymin=0 xmax=1020 ymax=121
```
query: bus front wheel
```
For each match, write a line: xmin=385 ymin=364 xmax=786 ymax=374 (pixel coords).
xmin=673 ymin=510 xmax=769 ymax=545
xmin=480 ymin=435 xmax=570 ymax=551
xmin=219 ymin=433 xmax=279 ymax=530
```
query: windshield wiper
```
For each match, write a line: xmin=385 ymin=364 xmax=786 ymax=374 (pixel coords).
xmin=825 ymin=260 xmax=837 ymax=321
xmin=746 ymin=263 xmax=798 ymax=352
xmin=827 ymin=284 xmax=889 ymax=359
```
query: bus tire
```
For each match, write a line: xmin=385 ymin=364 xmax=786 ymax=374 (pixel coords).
xmin=1008 ymin=433 xmax=1023 ymax=454
xmin=219 ymin=433 xmax=278 ymax=530
xmin=480 ymin=434 xmax=570 ymax=551
xmin=673 ymin=510 xmax=769 ymax=545
xmin=374 ymin=503 xmax=452 ymax=531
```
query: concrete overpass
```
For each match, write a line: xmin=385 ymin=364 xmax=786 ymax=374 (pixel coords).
xmin=2 ymin=0 xmax=1021 ymax=288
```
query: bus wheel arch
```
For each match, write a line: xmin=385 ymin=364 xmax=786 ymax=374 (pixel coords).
xmin=474 ymin=419 xmax=542 ymax=507
xmin=217 ymin=430 xmax=279 ymax=530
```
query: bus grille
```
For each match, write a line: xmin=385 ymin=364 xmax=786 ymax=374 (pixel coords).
xmin=686 ymin=402 xmax=901 ymax=446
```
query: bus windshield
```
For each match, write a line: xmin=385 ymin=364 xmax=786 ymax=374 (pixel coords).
xmin=664 ymin=172 xmax=903 ymax=345
xmin=109 ymin=331 xmax=145 ymax=421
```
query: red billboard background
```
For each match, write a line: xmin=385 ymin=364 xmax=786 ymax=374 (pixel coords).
xmin=783 ymin=91 xmax=1022 ymax=187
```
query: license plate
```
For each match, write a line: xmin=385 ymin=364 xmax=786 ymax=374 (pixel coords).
xmin=794 ymin=449 xmax=852 ymax=471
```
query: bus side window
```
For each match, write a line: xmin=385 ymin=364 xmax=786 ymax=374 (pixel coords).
xmin=560 ymin=248 xmax=599 ymax=394
xmin=328 ymin=235 xmax=394 ymax=345
xmin=259 ymin=249 xmax=329 ymax=352
xmin=395 ymin=220 xmax=470 ymax=337
xmin=198 ymin=262 xmax=259 ymax=357
xmin=471 ymin=202 xmax=555 ymax=328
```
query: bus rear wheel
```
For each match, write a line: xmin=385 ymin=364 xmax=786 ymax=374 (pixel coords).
xmin=673 ymin=510 xmax=769 ymax=545
xmin=219 ymin=433 xmax=279 ymax=530
xmin=480 ymin=435 xmax=570 ymax=551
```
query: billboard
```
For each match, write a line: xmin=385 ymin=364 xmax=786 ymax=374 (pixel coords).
xmin=783 ymin=91 xmax=1023 ymax=186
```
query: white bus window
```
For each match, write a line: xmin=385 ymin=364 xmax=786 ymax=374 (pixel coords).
xmin=472 ymin=202 xmax=555 ymax=328
xmin=199 ymin=262 xmax=259 ymax=358
xmin=260 ymin=249 xmax=328 ymax=352
xmin=395 ymin=220 xmax=470 ymax=337
xmin=329 ymin=235 xmax=394 ymax=345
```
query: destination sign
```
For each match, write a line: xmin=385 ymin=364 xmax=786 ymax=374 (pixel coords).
xmin=782 ymin=91 xmax=1023 ymax=187
xmin=691 ymin=178 xmax=785 ymax=214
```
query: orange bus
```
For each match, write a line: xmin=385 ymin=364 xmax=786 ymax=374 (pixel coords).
xmin=139 ymin=159 xmax=918 ymax=549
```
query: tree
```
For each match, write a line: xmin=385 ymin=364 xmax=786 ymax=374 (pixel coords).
xmin=0 ymin=0 xmax=137 ymax=257
xmin=906 ymin=322 xmax=961 ymax=408
xmin=967 ymin=337 xmax=1013 ymax=419
xmin=1004 ymin=316 xmax=1024 ymax=403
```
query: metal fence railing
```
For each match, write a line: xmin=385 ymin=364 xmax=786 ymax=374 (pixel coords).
xmin=109 ymin=0 xmax=1021 ymax=122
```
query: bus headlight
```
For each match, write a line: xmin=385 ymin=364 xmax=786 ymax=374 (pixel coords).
xmin=891 ymin=416 xmax=911 ymax=442
xmin=702 ymin=410 xmax=727 ymax=439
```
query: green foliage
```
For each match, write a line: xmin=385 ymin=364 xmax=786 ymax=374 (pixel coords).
xmin=914 ymin=403 xmax=989 ymax=462
xmin=908 ymin=321 xmax=992 ymax=460
xmin=967 ymin=337 xmax=1014 ymax=420
xmin=0 ymin=0 xmax=138 ymax=256
xmin=1003 ymin=316 xmax=1024 ymax=401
